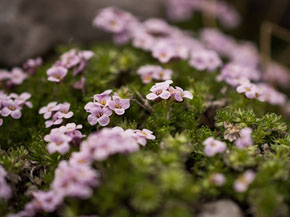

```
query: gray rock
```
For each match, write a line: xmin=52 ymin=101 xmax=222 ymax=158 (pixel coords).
xmin=0 ymin=0 xmax=165 ymax=66
xmin=197 ymin=200 xmax=244 ymax=217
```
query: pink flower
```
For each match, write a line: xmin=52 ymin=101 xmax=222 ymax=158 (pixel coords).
xmin=203 ymin=137 xmax=226 ymax=157
xmin=108 ymin=93 xmax=130 ymax=115
xmin=93 ymin=89 xmax=112 ymax=107
xmin=235 ymin=128 xmax=253 ymax=149
xmin=44 ymin=128 xmax=72 ymax=154
xmin=146 ymin=80 xmax=173 ymax=101
xmin=264 ymin=62 xmax=290 ymax=88
xmin=60 ymin=123 xmax=83 ymax=142
xmin=236 ymin=80 xmax=263 ymax=99
xmin=8 ymin=67 xmax=27 ymax=85
xmin=93 ymin=7 xmax=136 ymax=33
xmin=23 ymin=57 xmax=42 ymax=74
xmin=132 ymin=32 xmax=155 ymax=51
xmin=218 ymin=63 xmax=260 ymax=86
xmin=133 ymin=129 xmax=156 ymax=146
xmin=45 ymin=114 xmax=63 ymax=128
xmin=47 ymin=66 xmax=68 ymax=82
xmin=210 ymin=173 xmax=226 ymax=186
xmin=234 ymin=170 xmax=256 ymax=192
xmin=1 ymin=100 xmax=22 ymax=119
xmin=170 ymin=86 xmax=193 ymax=102
xmin=32 ymin=191 xmax=63 ymax=212
xmin=152 ymin=41 xmax=176 ymax=63
xmin=87 ymin=106 xmax=112 ymax=126
xmin=189 ymin=49 xmax=221 ymax=71
xmin=137 ymin=65 xmax=173 ymax=84
xmin=56 ymin=103 xmax=74 ymax=119
xmin=39 ymin=102 xmax=60 ymax=119
xmin=60 ymin=49 xmax=80 ymax=68
xmin=10 ymin=92 xmax=33 ymax=108
xmin=257 ymin=83 xmax=286 ymax=105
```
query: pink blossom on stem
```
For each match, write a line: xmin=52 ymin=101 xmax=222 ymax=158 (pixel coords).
xmin=203 ymin=137 xmax=226 ymax=157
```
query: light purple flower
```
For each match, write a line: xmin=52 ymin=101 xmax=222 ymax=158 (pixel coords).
xmin=1 ymin=100 xmax=22 ymax=119
xmin=170 ymin=86 xmax=193 ymax=102
xmin=45 ymin=113 xmax=63 ymax=128
xmin=235 ymin=128 xmax=253 ymax=149
xmin=93 ymin=7 xmax=136 ymax=33
xmin=152 ymin=41 xmax=176 ymax=63
xmin=56 ymin=103 xmax=74 ymax=119
xmin=236 ymin=81 xmax=263 ymax=99
xmin=257 ymin=83 xmax=286 ymax=105
xmin=210 ymin=173 xmax=226 ymax=186
xmin=133 ymin=129 xmax=156 ymax=146
xmin=203 ymin=137 xmax=226 ymax=157
xmin=10 ymin=92 xmax=33 ymax=108
xmin=189 ymin=49 xmax=221 ymax=71
xmin=23 ymin=57 xmax=42 ymax=74
xmin=87 ymin=106 xmax=112 ymax=126
xmin=146 ymin=80 xmax=172 ymax=101
xmin=8 ymin=67 xmax=27 ymax=85
xmin=234 ymin=170 xmax=256 ymax=192
xmin=44 ymin=129 xmax=72 ymax=154
xmin=60 ymin=49 xmax=81 ymax=69
xmin=32 ymin=191 xmax=63 ymax=212
xmin=59 ymin=123 xmax=83 ymax=142
xmin=47 ymin=66 xmax=68 ymax=82
xmin=39 ymin=102 xmax=60 ymax=119
xmin=137 ymin=65 xmax=173 ymax=84
xmin=93 ymin=89 xmax=112 ymax=107
xmin=132 ymin=32 xmax=155 ymax=51
xmin=108 ymin=94 xmax=130 ymax=115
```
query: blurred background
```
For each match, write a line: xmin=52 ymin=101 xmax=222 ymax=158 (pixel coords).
xmin=1 ymin=0 xmax=290 ymax=67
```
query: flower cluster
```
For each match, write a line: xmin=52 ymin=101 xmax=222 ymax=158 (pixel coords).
xmin=23 ymin=57 xmax=43 ymax=75
xmin=236 ymin=80 xmax=286 ymax=105
xmin=8 ymin=161 xmax=99 ymax=217
xmin=264 ymin=62 xmax=290 ymax=88
xmin=234 ymin=128 xmax=253 ymax=149
xmin=44 ymin=123 xmax=83 ymax=154
xmin=189 ymin=49 xmax=222 ymax=72
xmin=39 ymin=102 xmax=74 ymax=128
xmin=94 ymin=8 xmax=216 ymax=65
xmin=0 ymin=67 xmax=27 ymax=87
xmin=166 ymin=0 xmax=241 ymax=29
xmin=234 ymin=170 xmax=256 ymax=192
xmin=236 ymin=79 xmax=263 ymax=99
xmin=202 ymin=137 xmax=227 ymax=157
xmin=10 ymin=127 xmax=155 ymax=217
xmin=201 ymin=29 xmax=260 ymax=68
xmin=217 ymin=63 xmax=261 ymax=87
xmin=0 ymin=165 xmax=12 ymax=200
xmin=81 ymin=127 xmax=155 ymax=161
xmin=85 ymin=90 xmax=130 ymax=126
xmin=93 ymin=7 xmax=137 ymax=35
xmin=137 ymin=65 xmax=173 ymax=84
xmin=146 ymin=80 xmax=193 ymax=102
xmin=0 ymin=92 xmax=32 ymax=126
xmin=256 ymin=83 xmax=287 ymax=106
xmin=47 ymin=49 xmax=94 ymax=82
